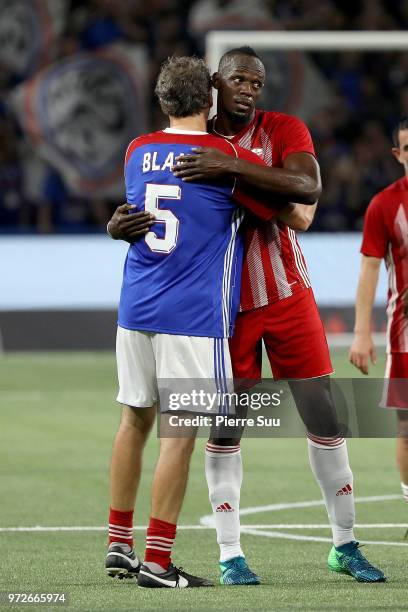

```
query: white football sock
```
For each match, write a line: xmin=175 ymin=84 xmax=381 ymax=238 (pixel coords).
xmin=307 ymin=435 xmax=355 ymax=547
xmin=401 ymin=482 xmax=408 ymax=503
xmin=205 ymin=443 xmax=244 ymax=562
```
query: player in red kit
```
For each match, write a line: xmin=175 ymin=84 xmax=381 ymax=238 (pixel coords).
xmin=108 ymin=47 xmax=385 ymax=584
xmin=172 ymin=47 xmax=384 ymax=585
xmin=207 ymin=80 xmax=328 ymax=382
xmin=350 ymin=117 xmax=408 ymax=508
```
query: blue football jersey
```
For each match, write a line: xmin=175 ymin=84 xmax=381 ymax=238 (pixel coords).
xmin=118 ymin=129 xmax=272 ymax=338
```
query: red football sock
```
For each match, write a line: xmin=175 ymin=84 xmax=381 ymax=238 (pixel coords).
xmin=144 ymin=517 xmax=176 ymax=570
xmin=108 ymin=507 xmax=134 ymax=547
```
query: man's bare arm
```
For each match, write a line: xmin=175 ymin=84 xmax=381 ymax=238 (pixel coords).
xmin=349 ymin=255 xmax=382 ymax=375
xmin=172 ymin=148 xmax=321 ymax=204
xmin=277 ymin=202 xmax=317 ymax=231
xmin=107 ymin=200 xmax=318 ymax=242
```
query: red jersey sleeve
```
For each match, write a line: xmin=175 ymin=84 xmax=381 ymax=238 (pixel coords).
xmin=276 ymin=116 xmax=316 ymax=162
xmin=228 ymin=144 xmax=277 ymax=221
xmin=360 ymin=194 xmax=389 ymax=258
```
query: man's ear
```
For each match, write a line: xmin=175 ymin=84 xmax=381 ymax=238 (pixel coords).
xmin=208 ymin=90 xmax=213 ymax=108
xmin=212 ymin=72 xmax=220 ymax=90
xmin=392 ymin=147 xmax=402 ymax=164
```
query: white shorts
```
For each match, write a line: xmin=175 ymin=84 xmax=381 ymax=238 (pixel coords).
xmin=116 ymin=326 xmax=233 ymax=410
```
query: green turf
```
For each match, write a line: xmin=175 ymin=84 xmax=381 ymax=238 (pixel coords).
xmin=1 ymin=349 xmax=407 ymax=611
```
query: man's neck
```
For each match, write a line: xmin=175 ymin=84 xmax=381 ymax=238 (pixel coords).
xmin=212 ymin=110 xmax=255 ymax=137
xmin=168 ymin=115 xmax=207 ymax=132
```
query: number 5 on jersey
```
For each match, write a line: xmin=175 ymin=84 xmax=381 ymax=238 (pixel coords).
xmin=144 ymin=183 xmax=180 ymax=253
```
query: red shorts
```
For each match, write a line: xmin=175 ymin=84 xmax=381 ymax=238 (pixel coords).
xmin=382 ymin=353 xmax=408 ymax=409
xmin=229 ymin=288 xmax=333 ymax=381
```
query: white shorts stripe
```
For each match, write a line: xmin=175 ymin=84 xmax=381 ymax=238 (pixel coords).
xmin=385 ymin=245 xmax=398 ymax=353
xmin=214 ymin=339 xmax=226 ymax=414
xmin=380 ymin=354 xmax=392 ymax=408
xmin=222 ymin=208 xmax=243 ymax=336
xmin=288 ymin=228 xmax=311 ymax=287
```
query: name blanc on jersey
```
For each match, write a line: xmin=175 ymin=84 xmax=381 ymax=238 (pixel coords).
xmin=142 ymin=151 xmax=185 ymax=173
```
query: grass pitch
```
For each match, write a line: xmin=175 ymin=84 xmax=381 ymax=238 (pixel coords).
xmin=1 ymin=349 xmax=407 ymax=611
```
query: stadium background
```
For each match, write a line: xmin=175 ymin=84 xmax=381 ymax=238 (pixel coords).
xmin=1 ymin=0 xmax=406 ymax=347
xmin=2 ymin=1 xmax=408 ymax=610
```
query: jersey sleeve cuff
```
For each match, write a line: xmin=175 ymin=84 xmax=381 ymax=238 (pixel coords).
xmin=233 ymin=185 xmax=277 ymax=221
xmin=360 ymin=248 xmax=385 ymax=258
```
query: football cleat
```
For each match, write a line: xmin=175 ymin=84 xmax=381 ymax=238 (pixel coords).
xmin=219 ymin=556 xmax=261 ymax=585
xmin=137 ymin=563 xmax=214 ymax=588
xmin=328 ymin=541 xmax=386 ymax=583
xmin=105 ymin=542 xmax=141 ymax=579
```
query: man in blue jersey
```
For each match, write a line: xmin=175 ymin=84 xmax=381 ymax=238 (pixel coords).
xmin=106 ymin=55 xmax=275 ymax=589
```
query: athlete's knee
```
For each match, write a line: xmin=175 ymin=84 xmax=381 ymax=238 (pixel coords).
xmin=160 ymin=436 xmax=196 ymax=461
xmin=397 ymin=431 xmax=408 ymax=447
xmin=397 ymin=434 xmax=408 ymax=470
xmin=303 ymin=403 xmax=341 ymax=438
xmin=120 ymin=404 xmax=156 ymax=435
xmin=292 ymin=376 xmax=341 ymax=437
xmin=397 ymin=410 xmax=408 ymax=438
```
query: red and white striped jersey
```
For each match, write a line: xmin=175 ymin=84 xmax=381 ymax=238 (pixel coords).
xmin=210 ymin=110 xmax=315 ymax=311
xmin=361 ymin=176 xmax=408 ymax=353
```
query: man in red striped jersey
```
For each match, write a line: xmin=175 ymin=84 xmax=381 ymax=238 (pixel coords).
xmin=108 ymin=47 xmax=385 ymax=584
xmin=350 ymin=117 xmax=408 ymax=508
xmin=171 ymin=46 xmax=384 ymax=584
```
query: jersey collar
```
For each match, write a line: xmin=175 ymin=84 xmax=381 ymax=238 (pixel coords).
xmin=211 ymin=116 xmax=233 ymax=139
xmin=211 ymin=112 xmax=260 ymax=140
xmin=163 ymin=128 xmax=209 ymax=135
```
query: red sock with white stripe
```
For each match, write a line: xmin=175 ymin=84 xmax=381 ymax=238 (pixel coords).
xmin=144 ymin=517 xmax=176 ymax=572
xmin=108 ymin=507 xmax=134 ymax=548
xmin=307 ymin=434 xmax=355 ymax=547
xmin=205 ymin=442 xmax=244 ymax=562
xmin=401 ymin=482 xmax=408 ymax=503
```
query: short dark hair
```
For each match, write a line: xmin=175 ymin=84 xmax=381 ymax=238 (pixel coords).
xmin=218 ymin=46 xmax=263 ymax=73
xmin=392 ymin=117 xmax=408 ymax=147
xmin=155 ymin=56 xmax=211 ymax=118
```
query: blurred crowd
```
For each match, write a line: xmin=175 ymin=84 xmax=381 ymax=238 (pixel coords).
xmin=0 ymin=0 xmax=407 ymax=233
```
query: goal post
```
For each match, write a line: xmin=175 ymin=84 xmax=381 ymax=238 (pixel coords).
xmin=206 ymin=30 xmax=408 ymax=72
